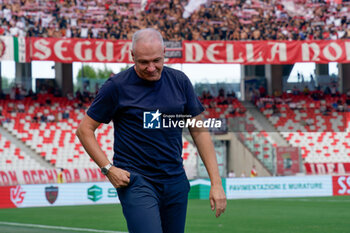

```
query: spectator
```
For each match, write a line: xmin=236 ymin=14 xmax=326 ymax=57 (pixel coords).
xmin=271 ymin=101 xmax=280 ymax=116
xmin=67 ymin=93 xmax=74 ymax=101
xmin=1 ymin=0 xmax=350 ymax=41
xmin=324 ymin=86 xmax=331 ymax=96
xmin=17 ymin=102 xmax=25 ymax=113
xmin=346 ymin=90 xmax=350 ymax=107
xmin=259 ymin=85 xmax=267 ymax=98
xmin=320 ymin=101 xmax=331 ymax=115
xmin=289 ymin=102 xmax=297 ymax=110
xmin=39 ymin=113 xmax=47 ymax=123
xmin=217 ymin=88 xmax=229 ymax=105
xmin=57 ymin=168 xmax=64 ymax=183
xmin=332 ymin=100 xmax=339 ymax=111
xmin=7 ymin=102 xmax=15 ymax=113
xmin=292 ymin=86 xmax=300 ymax=95
xmin=303 ymin=86 xmax=310 ymax=95
xmin=45 ymin=98 xmax=52 ymax=106
xmin=311 ymin=89 xmax=323 ymax=101
xmin=75 ymin=89 xmax=82 ymax=101
xmin=256 ymin=99 xmax=265 ymax=110
xmin=227 ymin=91 xmax=236 ymax=99
xmin=250 ymin=165 xmax=258 ymax=178
xmin=273 ymin=89 xmax=282 ymax=98
xmin=336 ymin=99 xmax=345 ymax=112
xmin=47 ymin=113 xmax=56 ymax=122
xmin=0 ymin=90 xmax=5 ymax=99
xmin=62 ymin=108 xmax=70 ymax=119
xmin=227 ymin=105 xmax=236 ymax=115
xmin=330 ymin=84 xmax=339 ymax=97
xmin=32 ymin=114 xmax=39 ymax=123
xmin=228 ymin=170 xmax=236 ymax=178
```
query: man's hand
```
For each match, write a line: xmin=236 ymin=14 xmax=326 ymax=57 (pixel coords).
xmin=209 ymin=184 xmax=227 ymax=218
xmin=106 ymin=166 xmax=130 ymax=188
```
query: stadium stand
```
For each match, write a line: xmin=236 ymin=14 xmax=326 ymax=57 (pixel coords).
xmin=8 ymin=72 xmax=347 ymax=176
xmin=258 ymin=92 xmax=350 ymax=164
xmin=0 ymin=93 xmax=204 ymax=171
xmin=0 ymin=93 xmax=114 ymax=169
xmin=2 ymin=83 xmax=350 ymax=177
xmin=200 ymin=90 xmax=276 ymax=173
xmin=182 ymin=136 xmax=199 ymax=178
xmin=0 ymin=132 xmax=42 ymax=171
xmin=1 ymin=0 xmax=350 ymax=40
xmin=0 ymin=86 xmax=277 ymax=176
xmin=237 ymin=113 xmax=275 ymax=172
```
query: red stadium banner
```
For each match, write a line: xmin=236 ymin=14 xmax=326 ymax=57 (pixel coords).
xmin=29 ymin=38 xmax=350 ymax=64
xmin=332 ymin=176 xmax=350 ymax=196
xmin=0 ymin=186 xmax=19 ymax=208
xmin=0 ymin=168 xmax=107 ymax=186
xmin=29 ymin=37 xmax=181 ymax=63
xmin=182 ymin=40 xmax=350 ymax=64
xmin=30 ymin=38 xmax=134 ymax=63
xmin=304 ymin=163 xmax=350 ymax=175
xmin=276 ymin=147 xmax=300 ymax=176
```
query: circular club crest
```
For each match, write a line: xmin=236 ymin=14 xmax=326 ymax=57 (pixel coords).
xmin=0 ymin=38 xmax=6 ymax=59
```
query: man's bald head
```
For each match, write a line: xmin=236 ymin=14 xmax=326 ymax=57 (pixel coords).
xmin=131 ymin=28 xmax=165 ymax=52
xmin=131 ymin=28 xmax=165 ymax=81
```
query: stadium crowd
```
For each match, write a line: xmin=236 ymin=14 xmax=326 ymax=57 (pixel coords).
xmin=252 ymin=82 xmax=350 ymax=116
xmin=0 ymin=0 xmax=350 ymax=40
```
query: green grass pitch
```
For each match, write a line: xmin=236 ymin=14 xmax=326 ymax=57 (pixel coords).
xmin=0 ymin=196 xmax=349 ymax=233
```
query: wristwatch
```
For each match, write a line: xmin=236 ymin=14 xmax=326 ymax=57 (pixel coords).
xmin=101 ymin=163 xmax=113 ymax=175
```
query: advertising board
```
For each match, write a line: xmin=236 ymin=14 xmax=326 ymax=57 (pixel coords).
xmin=226 ymin=176 xmax=332 ymax=199
xmin=1 ymin=176 xmax=346 ymax=208
xmin=332 ymin=176 xmax=350 ymax=196
xmin=0 ymin=182 xmax=119 ymax=208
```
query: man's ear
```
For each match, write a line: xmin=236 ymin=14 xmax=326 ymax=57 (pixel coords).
xmin=131 ymin=50 xmax=135 ymax=61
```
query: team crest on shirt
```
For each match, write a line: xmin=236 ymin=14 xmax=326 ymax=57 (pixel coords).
xmin=143 ymin=109 xmax=162 ymax=129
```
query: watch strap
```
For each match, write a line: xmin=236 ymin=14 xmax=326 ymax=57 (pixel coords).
xmin=101 ymin=163 xmax=113 ymax=175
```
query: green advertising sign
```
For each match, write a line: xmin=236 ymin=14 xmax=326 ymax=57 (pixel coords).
xmin=87 ymin=185 xmax=102 ymax=202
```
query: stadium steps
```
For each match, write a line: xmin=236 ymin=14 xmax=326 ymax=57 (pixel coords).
xmin=0 ymin=125 xmax=54 ymax=169
xmin=241 ymin=101 xmax=289 ymax=147
xmin=215 ymin=132 xmax=273 ymax=177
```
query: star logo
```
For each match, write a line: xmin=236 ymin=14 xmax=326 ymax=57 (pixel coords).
xmin=143 ymin=109 xmax=162 ymax=129
xmin=150 ymin=109 xmax=161 ymax=122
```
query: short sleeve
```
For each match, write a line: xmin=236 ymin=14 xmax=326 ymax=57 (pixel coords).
xmin=183 ymin=76 xmax=204 ymax=118
xmin=87 ymin=78 xmax=118 ymax=124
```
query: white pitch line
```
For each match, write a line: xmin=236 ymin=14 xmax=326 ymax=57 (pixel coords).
xmin=0 ymin=221 xmax=128 ymax=233
xmin=260 ymin=198 xmax=350 ymax=203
